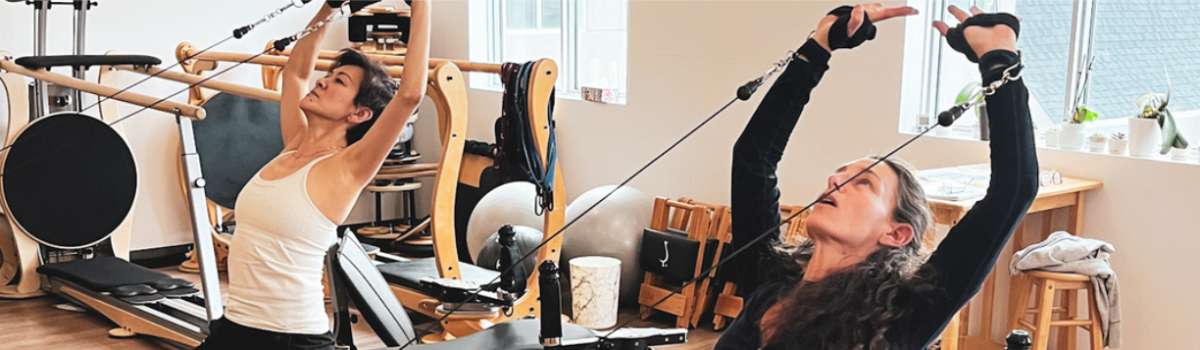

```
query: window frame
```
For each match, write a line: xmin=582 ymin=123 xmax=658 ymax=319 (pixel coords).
xmin=471 ymin=0 xmax=627 ymax=104
xmin=901 ymin=0 xmax=1200 ymax=163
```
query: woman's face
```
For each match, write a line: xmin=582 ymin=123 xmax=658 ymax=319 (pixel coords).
xmin=300 ymin=65 xmax=366 ymax=122
xmin=805 ymin=158 xmax=913 ymax=251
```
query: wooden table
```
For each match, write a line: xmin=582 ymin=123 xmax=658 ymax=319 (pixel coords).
xmin=925 ymin=165 xmax=1102 ymax=350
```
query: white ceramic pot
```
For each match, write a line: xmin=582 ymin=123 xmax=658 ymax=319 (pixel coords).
xmin=1107 ymin=139 xmax=1128 ymax=155
xmin=1043 ymin=127 xmax=1060 ymax=148
xmin=1129 ymin=118 xmax=1162 ymax=158
xmin=1059 ymin=123 xmax=1086 ymax=150
xmin=1087 ymin=139 xmax=1106 ymax=153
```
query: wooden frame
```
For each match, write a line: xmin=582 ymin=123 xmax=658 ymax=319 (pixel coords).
xmin=0 ymin=69 xmax=42 ymax=299
xmin=676 ymin=198 xmax=728 ymax=329
xmin=638 ymin=197 xmax=713 ymax=328
xmin=0 ymin=56 xmax=205 ymax=120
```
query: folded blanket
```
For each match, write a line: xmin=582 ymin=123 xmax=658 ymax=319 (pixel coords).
xmin=1011 ymin=231 xmax=1120 ymax=347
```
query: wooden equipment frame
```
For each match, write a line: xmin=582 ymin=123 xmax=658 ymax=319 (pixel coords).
xmin=638 ymin=197 xmax=713 ymax=329
xmin=174 ymin=43 xmax=567 ymax=341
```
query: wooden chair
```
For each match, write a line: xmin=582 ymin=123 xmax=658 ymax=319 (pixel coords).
xmin=675 ymin=198 xmax=728 ymax=329
xmin=638 ymin=197 xmax=713 ymax=328
xmin=1009 ymin=270 xmax=1105 ymax=350
xmin=706 ymin=204 xmax=808 ymax=331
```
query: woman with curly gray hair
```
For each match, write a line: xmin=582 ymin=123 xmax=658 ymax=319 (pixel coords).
xmin=716 ymin=3 xmax=1038 ymax=349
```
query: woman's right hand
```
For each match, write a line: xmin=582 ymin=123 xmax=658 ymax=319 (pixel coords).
xmin=811 ymin=3 xmax=918 ymax=52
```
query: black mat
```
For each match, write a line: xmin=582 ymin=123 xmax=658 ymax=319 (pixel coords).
xmin=2 ymin=113 xmax=136 ymax=248
xmin=15 ymin=55 xmax=161 ymax=69
xmin=38 ymin=256 xmax=171 ymax=291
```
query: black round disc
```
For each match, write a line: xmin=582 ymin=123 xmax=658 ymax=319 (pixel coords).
xmin=194 ymin=93 xmax=283 ymax=209
xmin=2 ymin=113 xmax=137 ymax=249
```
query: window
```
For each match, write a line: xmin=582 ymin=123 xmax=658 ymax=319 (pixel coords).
xmin=469 ymin=0 xmax=628 ymax=104
xmin=902 ymin=0 xmax=1200 ymax=153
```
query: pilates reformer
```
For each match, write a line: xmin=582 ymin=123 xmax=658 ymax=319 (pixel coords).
xmin=181 ymin=43 xmax=568 ymax=341
xmin=325 ymin=231 xmax=688 ymax=349
xmin=0 ymin=53 xmax=222 ymax=347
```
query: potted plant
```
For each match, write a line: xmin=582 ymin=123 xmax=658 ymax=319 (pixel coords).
xmin=1087 ymin=132 xmax=1107 ymax=152
xmin=1060 ymin=56 xmax=1097 ymax=150
xmin=1130 ymin=93 xmax=1164 ymax=157
xmin=1108 ymin=132 xmax=1127 ymax=155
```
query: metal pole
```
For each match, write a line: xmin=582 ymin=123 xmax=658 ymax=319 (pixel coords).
xmin=178 ymin=115 xmax=224 ymax=322
xmin=31 ymin=0 xmax=50 ymax=118
xmin=71 ymin=0 xmax=90 ymax=112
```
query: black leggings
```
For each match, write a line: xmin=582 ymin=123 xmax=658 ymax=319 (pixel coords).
xmin=196 ymin=318 xmax=333 ymax=350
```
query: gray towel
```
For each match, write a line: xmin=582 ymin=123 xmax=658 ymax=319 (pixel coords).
xmin=1010 ymin=231 xmax=1121 ymax=347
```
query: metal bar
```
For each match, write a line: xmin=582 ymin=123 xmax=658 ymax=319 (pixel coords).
xmin=71 ymin=0 xmax=88 ymax=112
xmin=177 ymin=116 xmax=223 ymax=321
xmin=31 ymin=0 xmax=49 ymax=118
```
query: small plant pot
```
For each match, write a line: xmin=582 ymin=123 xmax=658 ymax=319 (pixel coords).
xmin=1087 ymin=139 xmax=1106 ymax=153
xmin=1129 ymin=118 xmax=1162 ymax=158
xmin=1108 ymin=139 xmax=1128 ymax=155
xmin=1059 ymin=123 xmax=1086 ymax=150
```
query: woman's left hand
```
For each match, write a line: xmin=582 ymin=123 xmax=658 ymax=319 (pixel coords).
xmin=932 ymin=5 xmax=1019 ymax=62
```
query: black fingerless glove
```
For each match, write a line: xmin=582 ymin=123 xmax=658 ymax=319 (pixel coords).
xmin=825 ymin=6 xmax=877 ymax=50
xmin=946 ymin=13 xmax=1021 ymax=63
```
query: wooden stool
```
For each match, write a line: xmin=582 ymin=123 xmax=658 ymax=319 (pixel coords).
xmin=1009 ymin=270 xmax=1104 ymax=350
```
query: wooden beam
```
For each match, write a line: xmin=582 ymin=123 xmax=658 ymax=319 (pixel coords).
xmin=0 ymin=58 xmax=206 ymax=120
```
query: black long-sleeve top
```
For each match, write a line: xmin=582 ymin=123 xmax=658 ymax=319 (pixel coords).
xmin=715 ymin=40 xmax=1040 ymax=349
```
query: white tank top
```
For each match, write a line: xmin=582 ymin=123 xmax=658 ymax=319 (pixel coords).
xmin=225 ymin=151 xmax=338 ymax=334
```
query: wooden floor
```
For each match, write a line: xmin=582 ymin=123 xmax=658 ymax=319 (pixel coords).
xmin=0 ymin=267 xmax=722 ymax=349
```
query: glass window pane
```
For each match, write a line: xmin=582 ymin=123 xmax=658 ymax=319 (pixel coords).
xmin=506 ymin=0 xmax=536 ymax=30
xmin=576 ymin=0 xmax=627 ymax=95
xmin=501 ymin=0 xmax=561 ymax=65
xmin=541 ymin=0 xmax=562 ymax=29
xmin=1087 ymin=0 xmax=1200 ymax=119
xmin=1014 ymin=0 xmax=1073 ymax=122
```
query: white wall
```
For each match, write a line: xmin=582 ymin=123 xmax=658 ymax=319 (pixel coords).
xmin=3 ymin=1 xmax=1196 ymax=348
xmin=419 ymin=1 xmax=1197 ymax=348
xmin=0 ymin=1 xmax=413 ymax=250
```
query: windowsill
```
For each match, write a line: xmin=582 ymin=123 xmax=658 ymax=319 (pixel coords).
xmin=899 ymin=111 xmax=1200 ymax=166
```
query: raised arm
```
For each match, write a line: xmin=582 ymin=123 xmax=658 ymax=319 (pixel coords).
xmin=912 ymin=6 xmax=1040 ymax=343
xmin=343 ymin=0 xmax=430 ymax=180
xmin=729 ymin=4 xmax=916 ymax=291
xmin=280 ymin=4 xmax=337 ymax=150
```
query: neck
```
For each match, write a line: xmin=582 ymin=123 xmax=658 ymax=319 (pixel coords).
xmin=802 ymin=241 xmax=871 ymax=282
xmin=296 ymin=118 xmax=349 ymax=156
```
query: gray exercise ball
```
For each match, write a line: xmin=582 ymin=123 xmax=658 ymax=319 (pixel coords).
xmin=475 ymin=225 xmax=544 ymax=292
xmin=561 ymin=185 xmax=652 ymax=306
xmin=466 ymin=181 xmax=544 ymax=261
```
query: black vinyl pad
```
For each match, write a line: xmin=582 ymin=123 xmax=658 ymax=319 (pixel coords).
xmin=120 ymin=293 xmax=166 ymax=305
xmin=159 ymin=287 xmax=200 ymax=298
xmin=150 ymin=277 xmax=194 ymax=291
xmin=407 ymin=319 xmax=598 ymax=350
xmin=332 ymin=234 xmax=416 ymax=346
xmin=2 ymin=113 xmax=136 ymax=248
xmin=194 ymin=93 xmax=283 ymax=209
xmin=38 ymin=256 xmax=171 ymax=291
xmin=14 ymin=55 xmax=161 ymax=69
xmin=376 ymin=258 xmax=500 ymax=293
xmin=109 ymin=284 xmax=156 ymax=297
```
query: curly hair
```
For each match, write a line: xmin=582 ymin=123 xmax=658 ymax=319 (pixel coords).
xmin=758 ymin=157 xmax=941 ymax=349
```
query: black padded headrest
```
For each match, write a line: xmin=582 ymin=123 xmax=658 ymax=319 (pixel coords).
xmin=14 ymin=55 xmax=161 ymax=69
xmin=194 ymin=92 xmax=283 ymax=209
xmin=331 ymin=233 xmax=417 ymax=346
xmin=2 ymin=112 xmax=136 ymax=249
